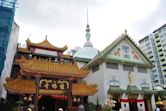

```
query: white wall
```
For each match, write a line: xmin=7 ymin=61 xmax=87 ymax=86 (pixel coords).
xmin=0 ymin=22 xmax=19 ymax=98
xmin=87 ymin=61 xmax=154 ymax=108
xmin=85 ymin=62 xmax=105 ymax=105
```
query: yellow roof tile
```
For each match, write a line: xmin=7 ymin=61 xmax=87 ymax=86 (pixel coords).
xmin=26 ymin=38 xmax=68 ymax=51
xmin=72 ymin=82 xmax=97 ymax=96
xmin=60 ymin=54 xmax=73 ymax=59
xmin=20 ymin=57 xmax=89 ymax=77
xmin=4 ymin=78 xmax=97 ymax=96
xmin=17 ymin=48 xmax=31 ymax=53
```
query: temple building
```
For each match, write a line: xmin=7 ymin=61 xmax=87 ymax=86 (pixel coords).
xmin=4 ymin=37 xmax=97 ymax=111
xmin=85 ymin=31 xmax=156 ymax=111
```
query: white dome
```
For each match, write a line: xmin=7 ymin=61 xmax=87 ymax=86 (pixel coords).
xmin=74 ymin=47 xmax=98 ymax=59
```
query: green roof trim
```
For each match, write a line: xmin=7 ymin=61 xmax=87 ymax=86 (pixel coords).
xmin=86 ymin=33 xmax=153 ymax=68
xmin=105 ymin=55 xmax=150 ymax=66
xmin=74 ymin=57 xmax=91 ymax=63
xmin=142 ymin=87 xmax=156 ymax=94
xmin=108 ymin=86 xmax=125 ymax=94
xmin=127 ymin=85 xmax=143 ymax=94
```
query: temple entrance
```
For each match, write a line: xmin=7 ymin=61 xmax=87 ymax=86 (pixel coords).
xmin=129 ymin=102 xmax=138 ymax=111
xmin=38 ymin=95 xmax=68 ymax=111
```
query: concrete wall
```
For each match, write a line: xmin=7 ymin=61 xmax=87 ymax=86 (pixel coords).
xmin=86 ymin=61 xmax=155 ymax=110
xmin=0 ymin=22 xmax=19 ymax=98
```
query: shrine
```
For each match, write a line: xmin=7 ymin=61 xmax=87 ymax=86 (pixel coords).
xmin=4 ymin=37 xmax=97 ymax=111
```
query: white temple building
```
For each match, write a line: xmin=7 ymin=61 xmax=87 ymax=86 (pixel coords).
xmin=84 ymin=31 xmax=156 ymax=111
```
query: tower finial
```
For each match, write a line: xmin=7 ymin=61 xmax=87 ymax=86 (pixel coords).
xmin=84 ymin=10 xmax=93 ymax=47
xmin=87 ymin=9 xmax=89 ymax=25
xmin=45 ymin=35 xmax=47 ymax=40
xmin=124 ymin=29 xmax=127 ymax=35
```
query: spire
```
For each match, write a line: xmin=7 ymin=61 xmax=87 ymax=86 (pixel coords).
xmin=124 ymin=29 xmax=127 ymax=35
xmin=84 ymin=10 xmax=93 ymax=47
xmin=45 ymin=35 xmax=47 ymax=40
xmin=86 ymin=10 xmax=90 ymax=40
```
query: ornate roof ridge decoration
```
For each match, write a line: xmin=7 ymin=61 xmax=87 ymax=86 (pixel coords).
xmin=26 ymin=38 xmax=68 ymax=52
xmin=4 ymin=78 xmax=97 ymax=96
xmin=86 ymin=30 xmax=153 ymax=68
xmin=20 ymin=57 xmax=89 ymax=77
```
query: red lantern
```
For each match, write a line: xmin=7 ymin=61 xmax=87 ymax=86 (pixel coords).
xmin=38 ymin=95 xmax=42 ymax=100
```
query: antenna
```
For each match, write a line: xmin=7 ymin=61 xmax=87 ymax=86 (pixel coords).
xmin=87 ymin=9 xmax=89 ymax=24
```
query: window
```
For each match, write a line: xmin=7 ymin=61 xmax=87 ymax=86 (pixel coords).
xmin=145 ymin=37 xmax=149 ymax=42
xmin=138 ymin=67 xmax=147 ymax=73
xmin=106 ymin=62 xmax=118 ymax=69
xmin=92 ymin=64 xmax=99 ymax=73
xmin=123 ymin=65 xmax=134 ymax=71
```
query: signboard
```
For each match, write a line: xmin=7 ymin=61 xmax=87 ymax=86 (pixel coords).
xmin=39 ymin=79 xmax=69 ymax=90
xmin=34 ymin=48 xmax=58 ymax=56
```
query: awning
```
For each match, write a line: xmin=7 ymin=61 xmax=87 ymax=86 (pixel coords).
xmin=108 ymin=86 xmax=125 ymax=94
xmin=142 ymin=87 xmax=156 ymax=94
xmin=126 ymin=85 xmax=143 ymax=94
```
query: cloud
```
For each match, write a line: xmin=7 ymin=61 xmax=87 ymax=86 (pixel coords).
xmin=15 ymin=0 xmax=165 ymax=50
xmin=129 ymin=0 xmax=166 ymax=42
xmin=16 ymin=0 xmax=104 ymax=30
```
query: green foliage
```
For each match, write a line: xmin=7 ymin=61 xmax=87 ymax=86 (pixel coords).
xmin=0 ymin=98 xmax=23 ymax=111
xmin=102 ymin=104 xmax=113 ymax=111
xmin=84 ymin=102 xmax=97 ymax=111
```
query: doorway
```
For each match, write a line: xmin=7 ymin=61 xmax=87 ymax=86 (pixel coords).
xmin=129 ymin=102 xmax=138 ymax=111
xmin=38 ymin=95 xmax=68 ymax=111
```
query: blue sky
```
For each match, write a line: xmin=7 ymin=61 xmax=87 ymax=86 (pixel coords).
xmin=15 ymin=0 xmax=166 ymax=50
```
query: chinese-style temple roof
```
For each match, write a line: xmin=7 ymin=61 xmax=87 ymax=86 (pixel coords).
xmin=60 ymin=54 xmax=73 ymax=59
xmin=20 ymin=57 xmax=89 ymax=78
xmin=4 ymin=78 xmax=97 ymax=96
xmin=72 ymin=82 xmax=97 ymax=96
xmin=26 ymin=38 xmax=68 ymax=52
xmin=17 ymin=47 xmax=31 ymax=53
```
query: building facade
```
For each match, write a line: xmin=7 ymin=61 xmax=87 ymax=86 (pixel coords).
xmin=0 ymin=22 xmax=19 ymax=98
xmin=0 ymin=0 xmax=17 ymax=76
xmin=4 ymin=38 xmax=97 ymax=111
xmin=85 ymin=32 xmax=155 ymax=111
xmin=139 ymin=24 xmax=166 ymax=87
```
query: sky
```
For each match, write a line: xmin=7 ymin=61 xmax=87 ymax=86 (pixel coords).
xmin=15 ymin=0 xmax=166 ymax=51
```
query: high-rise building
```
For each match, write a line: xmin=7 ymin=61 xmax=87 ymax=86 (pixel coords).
xmin=0 ymin=22 xmax=19 ymax=98
xmin=0 ymin=0 xmax=18 ymax=98
xmin=0 ymin=0 xmax=17 ymax=76
xmin=139 ymin=24 xmax=166 ymax=87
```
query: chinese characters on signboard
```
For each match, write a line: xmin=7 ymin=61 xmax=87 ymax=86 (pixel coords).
xmin=39 ymin=79 xmax=69 ymax=90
